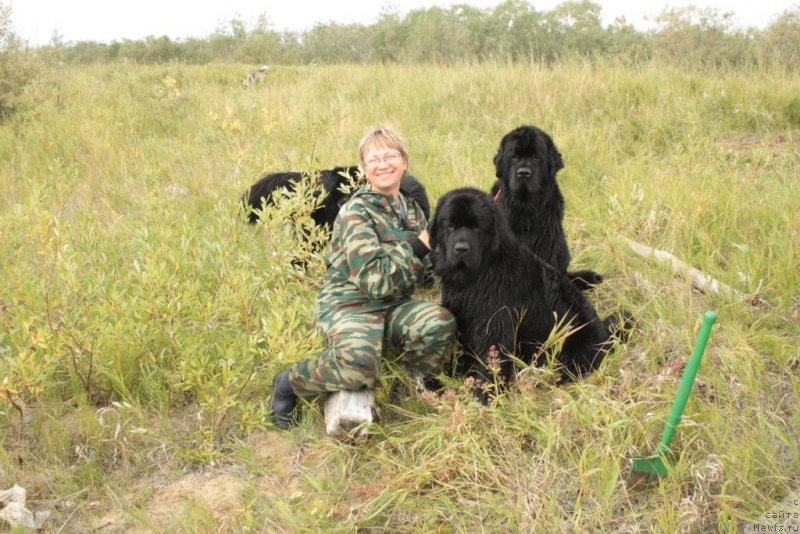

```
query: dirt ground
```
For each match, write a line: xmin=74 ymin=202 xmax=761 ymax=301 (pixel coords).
xmin=87 ymin=431 xmax=301 ymax=533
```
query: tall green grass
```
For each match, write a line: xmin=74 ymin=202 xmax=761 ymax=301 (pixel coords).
xmin=0 ymin=61 xmax=797 ymax=531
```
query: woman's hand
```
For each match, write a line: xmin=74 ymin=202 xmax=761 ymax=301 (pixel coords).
xmin=417 ymin=229 xmax=430 ymax=249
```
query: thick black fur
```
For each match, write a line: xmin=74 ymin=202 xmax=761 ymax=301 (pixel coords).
xmin=430 ymin=187 xmax=627 ymax=402
xmin=492 ymin=125 xmax=603 ymax=291
xmin=241 ymin=166 xmax=431 ymax=231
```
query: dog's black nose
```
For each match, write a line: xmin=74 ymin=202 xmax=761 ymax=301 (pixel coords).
xmin=454 ymin=242 xmax=470 ymax=255
xmin=516 ymin=167 xmax=531 ymax=179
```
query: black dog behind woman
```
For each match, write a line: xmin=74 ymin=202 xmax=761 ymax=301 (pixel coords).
xmin=429 ymin=187 xmax=629 ymax=402
xmin=242 ymin=166 xmax=433 ymax=284
xmin=241 ymin=166 xmax=430 ymax=232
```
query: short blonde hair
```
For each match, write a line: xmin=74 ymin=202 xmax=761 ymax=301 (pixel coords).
xmin=358 ymin=124 xmax=409 ymax=166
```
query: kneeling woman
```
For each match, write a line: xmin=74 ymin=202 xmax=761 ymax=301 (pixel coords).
xmin=271 ymin=124 xmax=456 ymax=428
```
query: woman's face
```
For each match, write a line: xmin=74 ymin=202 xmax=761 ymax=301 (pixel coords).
xmin=362 ymin=143 xmax=407 ymax=197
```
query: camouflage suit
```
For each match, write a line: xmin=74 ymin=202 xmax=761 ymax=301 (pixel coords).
xmin=288 ymin=187 xmax=456 ymax=396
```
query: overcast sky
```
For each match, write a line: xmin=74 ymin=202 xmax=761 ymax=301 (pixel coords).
xmin=8 ymin=0 xmax=798 ymax=46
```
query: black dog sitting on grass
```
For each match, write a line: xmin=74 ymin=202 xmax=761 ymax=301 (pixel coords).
xmin=429 ymin=187 xmax=630 ymax=403
xmin=491 ymin=125 xmax=603 ymax=291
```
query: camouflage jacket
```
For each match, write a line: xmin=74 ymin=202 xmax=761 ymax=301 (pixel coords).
xmin=316 ymin=187 xmax=431 ymax=316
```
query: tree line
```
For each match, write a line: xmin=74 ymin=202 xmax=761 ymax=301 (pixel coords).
xmin=27 ymin=1 xmax=800 ymax=69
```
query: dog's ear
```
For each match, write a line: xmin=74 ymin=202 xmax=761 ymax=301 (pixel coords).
xmin=427 ymin=208 xmax=440 ymax=251
xmin=492 ymin=147 xmax=504 ymax=179
xmin=547 ymin=136 xmax=564 ymax=175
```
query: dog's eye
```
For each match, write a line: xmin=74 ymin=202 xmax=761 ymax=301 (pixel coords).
xmin=447 ymin=225 xmax=455 ymax=233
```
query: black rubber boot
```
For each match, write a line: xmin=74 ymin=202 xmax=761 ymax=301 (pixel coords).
xmin=271 ymin=370 xmax=298 ymax=429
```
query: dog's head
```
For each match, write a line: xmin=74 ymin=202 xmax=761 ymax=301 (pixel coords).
xmin=493 ymin=125 xmax=564 ymax=198
xmin=312 ymin=166 xmax=363 ymax=227
xmin=318 ymin=166 xmax=363 ymax=202
xmin=429 ymin=188 xmax=503 ymax=282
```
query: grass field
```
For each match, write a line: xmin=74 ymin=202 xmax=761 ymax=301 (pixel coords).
xmin=0 ymin=61 xmax=798 ymax=532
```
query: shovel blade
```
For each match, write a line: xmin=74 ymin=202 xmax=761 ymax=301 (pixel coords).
xmin=631 ymin=455 xmax=669 ymax=477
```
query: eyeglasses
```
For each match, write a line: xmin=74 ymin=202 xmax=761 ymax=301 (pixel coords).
xmin=364 ymin=151 xmax=403 ymax=169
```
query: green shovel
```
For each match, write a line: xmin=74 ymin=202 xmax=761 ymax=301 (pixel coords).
xmin=629 ymin=310 xmax=717 ymax=487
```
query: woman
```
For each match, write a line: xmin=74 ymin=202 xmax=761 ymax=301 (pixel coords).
xmin=271 ymin=125 xmax=455 ymax=429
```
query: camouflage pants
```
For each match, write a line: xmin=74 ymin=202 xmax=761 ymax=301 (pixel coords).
xmin=287 ymin=299 xmax=456 ymax=396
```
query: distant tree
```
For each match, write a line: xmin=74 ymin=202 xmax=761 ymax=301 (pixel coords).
xmin=651 ymin=6 xmax=752 ymax=67
xmin=106 ymin=40 xmax=121 ymax=61
xmin=484 ymin=0 xmax=544 ymax=60
xmin=237 ymin=14 xmax=283 ymax=64
xmin=278 ymin=31 xmax=304 ymax=64
xmin=398 ymin=6 xmax=474 ymax=62
xmin=370 ymin=9 xmax=408 ymax=63
xmin=117 ymin=39 xmax=148 ymax=63
xmin=61 ymin=40 xmax=110 ymax=64
xmin=546 ymin=1 xmax=609 ymax=59
xmin=207 ymin=19 xmax=246 ymax=62
xmin=0 ymin=2 xmax=12 ymax=50
xmin=179 ymin=37 xmax=213 ymax=64
xmin=606 ymin=16 xmax=652 ymax=63
xmin=140 ymin=36 xmax=183 ymax=63
xmin=301 ymin=22 xmax=371 ymax=63
xmin=756 ymin=7 xmax=800 ymax=69
xmin=0 ymin=2 xmax=41 ymax=119
xmin=448 ymin=4 xmax=487 ymax=59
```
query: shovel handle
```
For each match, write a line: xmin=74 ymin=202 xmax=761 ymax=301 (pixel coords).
xmin=656 ymin=311 xmax=717 ymax=455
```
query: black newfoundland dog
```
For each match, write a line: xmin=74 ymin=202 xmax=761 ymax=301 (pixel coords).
xmin=492 ymin=125 xmax=602 ymax=291
xmin=430 ymin=187 xmax=627 ymax=402
xmin=241 ymin=166 xmax=430 ymax=232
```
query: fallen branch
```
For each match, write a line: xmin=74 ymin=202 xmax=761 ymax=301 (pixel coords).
xmin=624 ymin=238 xmax=747 ymax=300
